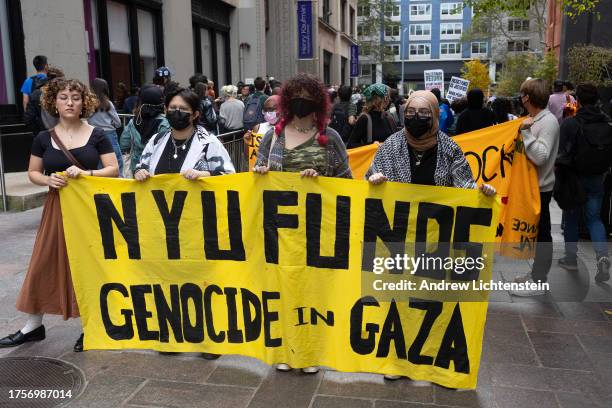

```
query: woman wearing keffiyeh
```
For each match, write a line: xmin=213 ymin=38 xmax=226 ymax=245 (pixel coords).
xmin=366 ymin=90 xmax=496 ymax=194
xmin=366 ymin=90 xmax=495 ymax=382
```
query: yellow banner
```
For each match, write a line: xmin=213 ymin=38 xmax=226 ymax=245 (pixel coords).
xmin=347 ymin=120 xmax=540 ymax=258
xmin=60 ymin=173 xmax=500 ymax=389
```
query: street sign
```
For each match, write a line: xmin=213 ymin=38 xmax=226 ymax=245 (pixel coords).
xmin=297 ymin=1 xmax=314 ymax=60
xmin=350 ymin=45 xmax=359 ymax=78
xmin=446 ymin=76 xmax=470 ymax=103
xmin=424 ymin=69 xmax=444 ymax=95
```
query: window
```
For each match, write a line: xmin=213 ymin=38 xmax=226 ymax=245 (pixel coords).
xmin=361 ymin=63 xmax=371 ymax=77
xmin=507 ymin=40 xmax=529 ymax=51
xmin=385 ymin=3 xmax=400 ymax=17
xmin=357 ymin=25 xmax=364 ymax=37
xmin=385 ymin=24 xmax=400 ymax=37
xmin=107 ymin=1 xmax=132 ymax=98
xmin=441 ymin=2 xmax=463 ymax=18
xmin=322 ymin=0 xmax=330 ymax=24
xmin=341 ymin=56 xmax=347 ymax=85
xmin=0 ymin=0 xmax=15 ymax=103
xmin=341 ymin=0 xmax=347 ymax=32
xmin=385 ymin=44 xmax=400 ymax=56
xmin=410 ymin=24 xmax=431 ymax=36
xmin=508 ymin=19 xmax=530 ymax=32
xmin=137 ymin=9 xmax=157 ymax=85
xmin=359 ymin=44 xmax=371 ymax=56
xmin=410 ymin=43 xmax=430 ymax=55
xmin=350 ymin=7 xmax=355 ymax=36
xmin=357 ymin=5 xmax=370 ymax=16
xmin=323 ymin=50 xmax=332 ymax=85
xmin=410 ymin=4 xmax=431 ymax=17
xmin=440 ymin=23 xmax=462 ymax=35
xmin=471 ymin=41 xmax=488 ymax=55
xmin=440 ymin=42 xmax=461 ymax=55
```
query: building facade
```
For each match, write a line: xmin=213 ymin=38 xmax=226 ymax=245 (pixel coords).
xmin=357 ymin=0 xmax=490 ymax=92
xmin=265 ymin=0 xmax=358 ymax=85
xmin=0 ymin=0 xmax=269 ymax=114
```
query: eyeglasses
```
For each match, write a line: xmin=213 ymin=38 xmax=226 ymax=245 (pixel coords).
xmin=405 ymin=108 xmax=432 ymax=118
xmin=167 ymin=108 xmax=192 ymax=114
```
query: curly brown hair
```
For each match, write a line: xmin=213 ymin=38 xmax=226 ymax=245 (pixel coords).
xmin=41 ymin=78 xmax=99 ymax=118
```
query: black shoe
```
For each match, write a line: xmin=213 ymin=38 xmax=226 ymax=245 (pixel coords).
xmin=558 ymin=256 xmax=578 ymax=272
xmin=596 ymin=257 xmax=611 ymax=283
xmin=201 ymin=353 xmax=221 ymax=360
xmin=0 ymin=325 xmax=45 ymax=348
xmin=73 ymin=333 xmax=84 ymax=352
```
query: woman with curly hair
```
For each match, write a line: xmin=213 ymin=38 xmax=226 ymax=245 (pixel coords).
xmin=253 ymin=73 xmax=351 ymax=374
xmin=0 ymin=78 xmax=119 ymax=352
xmin=254 ymin=72 xmax=351 ymax=179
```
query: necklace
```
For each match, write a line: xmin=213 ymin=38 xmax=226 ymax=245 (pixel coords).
xmin=414 ymin=151 xmax=425 ymax=166
xmin=170 ymin=131 xmax=194 ymax=159
xmin=293 ymin=123 xmax=316 ymax=133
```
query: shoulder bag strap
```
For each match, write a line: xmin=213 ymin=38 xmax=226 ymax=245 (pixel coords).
xmin=49 ymin=128 xmax=86 ymax=170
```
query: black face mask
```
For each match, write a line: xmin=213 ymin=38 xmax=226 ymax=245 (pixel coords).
xmin=404 ymin=115 xmax=432 ymax=138
xmin=167 ymin=110 xmax=192 ymax=130
xmin=289 ymin=98 xmax=317 ymax=118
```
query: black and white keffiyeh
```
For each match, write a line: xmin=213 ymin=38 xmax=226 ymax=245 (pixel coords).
xmin=365 ymin=129 xmax=477 ymax=189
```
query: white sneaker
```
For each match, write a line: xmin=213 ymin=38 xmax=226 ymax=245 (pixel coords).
xmin=509 ymin=278 xmax=546 ymax=297
xmin=276 ymin=363 xmax=291 ymax=371
xmin=384 ymin=374 xmax=401 ymax=380
xmin=301 ymin=366 xmax=319 ymax=374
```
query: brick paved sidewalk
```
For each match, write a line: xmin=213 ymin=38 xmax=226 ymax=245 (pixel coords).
xmin=1 ymin=207 xmax=611 ymax=408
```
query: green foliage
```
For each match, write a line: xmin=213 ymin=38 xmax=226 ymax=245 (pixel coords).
xmin=534 ymin=50 xmax=558 ymax=88
xmin=567 ymin=45 xmax=612 ymax=87
xmin=464 ymin=0 xmax=600 ymax=19
xmin=357 ymin=0 xmax=397 ymax=66
xmin=461 ymin=60 xmax=491 ymax=91
xmin=496 ymin=54 xmax=539 ymax=96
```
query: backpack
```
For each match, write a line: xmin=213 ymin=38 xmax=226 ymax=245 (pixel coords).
xmin=30 ymin=75 xmax=47 ymax=93
xmin=243 ymin=94 xmax=265 ymax=130
xmin=573 ymin=117 xmax=612 ymax=175
xmin=329 ymin=103 xmax=352 ymax=143
xmin=359 ymin=111 xmax=397 ymax=144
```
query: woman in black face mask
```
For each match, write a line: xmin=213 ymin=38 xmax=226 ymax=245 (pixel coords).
xmin=366 ymin=91 xmax=495 ymax=383
xmin=133 ymin=87 xmax=235 ymax=181
xmin=253 ymin=73 xmax=351 ymax=375
xmin=367 ymin=90 xmax=495 ymax=191
xmin=254 ymin=73 xmax=351 ymax=179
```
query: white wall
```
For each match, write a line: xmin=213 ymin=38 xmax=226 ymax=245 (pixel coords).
xmin=162 ymin=0 xmax=194 ymax=86
xmin=20 ymin=0 xmax=89 ymax=83
xmin=230 ymin=0 xmax=266 ymax=84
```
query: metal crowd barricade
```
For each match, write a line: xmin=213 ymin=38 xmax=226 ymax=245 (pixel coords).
xmin=118 ymin=113 xmax=134 ymax=129
xmin=217 ymin=129 xmax=249 ymax=172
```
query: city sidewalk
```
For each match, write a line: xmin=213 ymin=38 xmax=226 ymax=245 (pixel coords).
xmin=0 ymin=206 xmax=611 ymax=408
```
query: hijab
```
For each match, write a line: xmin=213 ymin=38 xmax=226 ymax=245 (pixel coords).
xmin=404 ymin=90 xmax=439 ymax=151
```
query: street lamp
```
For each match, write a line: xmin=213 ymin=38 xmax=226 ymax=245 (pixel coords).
xmin=400 ymin=27 xmax=408 ymax=96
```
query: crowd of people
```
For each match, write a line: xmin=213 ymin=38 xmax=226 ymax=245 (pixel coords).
xmin=3 ymin=54 xmax=612 ymax=382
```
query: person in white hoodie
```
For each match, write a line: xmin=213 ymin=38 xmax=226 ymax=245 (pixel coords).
xmin=510 ymin=78 xmax=560 ymax=296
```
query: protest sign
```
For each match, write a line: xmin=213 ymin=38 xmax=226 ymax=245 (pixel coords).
xmin=424 ymin=69 xmax=444 ymax=94
xmin=60 ymin=172 xmax=500 ymax=389
xmin=446 ymin=77 xmax=470 ymax=103
xmin=347 ymin=119 xmax=540 ymax=258
xmin=247 ymin=133 xmax=264 ymax=169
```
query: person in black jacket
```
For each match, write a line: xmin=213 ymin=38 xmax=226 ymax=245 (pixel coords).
xmin=194 ymin=81 xmax=218 ymax=135
xmin=24 ymin=66 xmax=64 ymax=135
xmin=455 ymin=88 xmax=496 ymax=135
xmin=556 ymin=83 xmax=610 ymax=282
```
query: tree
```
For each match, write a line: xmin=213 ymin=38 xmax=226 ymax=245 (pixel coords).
xmin=461 ymin=60 xmax=491 ymax=91
xmin=534 ymin=50 xmax=558 ymax=87
xmin=357 ymin=0 xmax=398 ymax=83
xmin=496 ymin=54 xmax=539 ymax=96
